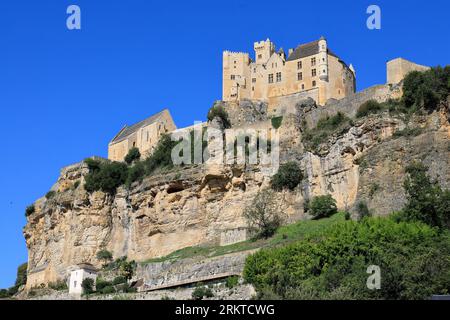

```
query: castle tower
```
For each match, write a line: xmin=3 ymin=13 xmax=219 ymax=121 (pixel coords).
xmin=222 ymin=51 xmax=251 ymax=101
xmin=254 ymin=39 xmax=275 ymax=64
xmin=318 ymin=36 xmax=329 ymax=81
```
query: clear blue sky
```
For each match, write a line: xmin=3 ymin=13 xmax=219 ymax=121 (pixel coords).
xmin=0 ymin=0 xmax=448 ymax=288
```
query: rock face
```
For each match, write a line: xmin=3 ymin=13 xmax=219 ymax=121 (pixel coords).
xmin=23 ymin=86 xmax=450 ymax=289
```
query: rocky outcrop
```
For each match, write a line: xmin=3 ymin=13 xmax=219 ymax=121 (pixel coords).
xmin=23 ymin=88 xmax=450 ymax=289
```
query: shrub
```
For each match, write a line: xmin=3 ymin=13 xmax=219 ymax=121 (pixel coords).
xmin=356 ymin=100 xmax=384 ymax=118
xmin=84 ymin=158 xmax=101 ymax=172
xmin=81 ymin=278 xmax=94 ymax=295
xmin=225 ymin=276 xmax=239 ymax=289
xmin=125 ymin=162 xmax=146 ymax=187
xmin=25 ymin=205 xmax=35 ymax=217
xmin=124 ymin=147 xmax=141 ymax=164
xmin=192 ymin=285 xmax=214 ymax=300
xmin=271 ymin=162 xmax=303 ymax=191
xmin=399 ymin=162 xmax=450 ymax=229
xmin=85 ymin=161 xmax=128 ymax=194
xmin=101 ymin=285 xmax=116 ymax=294
xmin=143 ymin=134 xmax=178 ymax=174
xmin=45 ymin=191 xmax=56 ymax=199
xmin=96 ymin=250 xmax=113 ymax=265
xmin=393 ymin=126 xmax=423 ymax=138
xmin=207 ymin=102 xmax=231 ymax=128
xmin=119 ymin=260 xmax=136 ymax=280
xmin=271 ymin=116 xmax=283 ymax=129
xmin=244 ymin=189 xmax=282 ymax=239
xmin=244 ymin=217 xmax=450 ymax=300
xmin=95 ymin=278 xmax=111 ymax=291
xmin=112 ymin=276 xmax=127 ymax=286
xmin=355 ymin=201 xmax=371 ymax=220
xmin=316 ymin=112 xmax=348 ymax=130
xmin=73 ymin=181 xmax=80 ymax=189
xmin=15 ymin=263 xmax=28 ymax=287
xmin=309 ymin=195 xmax=337 ymax=219
xmin=402 ymin=66 xmax=450 ymax=112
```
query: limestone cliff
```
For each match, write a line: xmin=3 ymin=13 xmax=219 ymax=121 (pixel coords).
xmin=23 ymin=86 xmax=450 ymax=288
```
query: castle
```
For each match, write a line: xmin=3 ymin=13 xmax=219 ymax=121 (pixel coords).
xmin=222 ymin=37 xmax=356 ymax=106
xmin=107 ymin=37 xmax=429 ymax=162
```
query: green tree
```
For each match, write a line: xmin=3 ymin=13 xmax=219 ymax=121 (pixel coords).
xmin=85 ymin=161 xmax=128 ymax=194
xmin=15 ymin=263 xmax=28 ymax=287
xmin=124 ymin=147 xmax=141 ymax=164
xmin=207 ymin=102 xmax=231 ymax=128
xmin=96 ymin=250 xmax=113 ymax=266
xmin=81 ymin=278 xmax=94 ymax=295
xmin=309 ymin=195 xmax=337 ymax=219
xmin=244 ymin=189 xmax=282 ymax=239
xmin=271 ymin=162 xmax=303 ymax=191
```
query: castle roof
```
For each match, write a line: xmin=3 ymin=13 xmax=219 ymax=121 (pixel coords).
xmin=286 ymin=39 xmax=339 ymax=61
xmin=110 ymin=109 xmax=168 ymax=145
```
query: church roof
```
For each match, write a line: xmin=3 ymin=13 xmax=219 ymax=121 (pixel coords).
xmin=110 ymin=109 xmax=168 ymax=144
xmin=286 ymin=39 xmax=340 ymax=61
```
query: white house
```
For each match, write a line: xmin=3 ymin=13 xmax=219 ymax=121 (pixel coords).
xmin=68 ymin=263 xmax=98 ymax=296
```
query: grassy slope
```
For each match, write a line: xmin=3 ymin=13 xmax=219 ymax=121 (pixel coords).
xmin=141 ymin=212 xmax=345 ymax=264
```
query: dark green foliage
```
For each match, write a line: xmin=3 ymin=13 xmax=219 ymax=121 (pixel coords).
xmin=81 ymin=278 xmax=95 ymax=295
xmin=207 ymin=102 xmax=231 ymax=128
xmin=309 ymin=195 xmax=337 ymax=219
xmin=112 ymin=276 xmax=127 ymax=286
xmin=126 ymin=162 xmax=146 ymax=187
xmin=192 ymin=285 xmax=214 ymax=300
xmin=402 ymin=66 xmax=450 ymax=112
xmin=344 ymin=211 xmax=351 ymax=220
xmin=271 ymin=116 xmax=283 ymax=129
xmin=225 ymin=276 xmax=239 ymax=289
xmin=84 ymin=158 xmax=101 ymax=172
xmin=271 ymin=162 xmax=303 ymax=191
xmin=244 ymin=217 xmax=450 ymax=300
xmin=15 ymin=263 xmax=28 ymax=287
xmin=25 ymin=205 xmax=35 ymax=217
xmin=356 ymin=100 xmax=384 ymax=118
xmin=101 ymin=285 xmax=115 ymax=294
xmin=244 ymin=189 xmax=282 ymax=239
xmin=95 ymin=278 xmax=112 ymax=291
xmin=0 ymin=289 xmax=9 ymax=298
xmin=85 ymin=160 xmax=128 ymax=194
xmin=393 ymin=126 xmax=423 ymax=138
xmin=124 ymin=147 xmax=141 ymax=164
xmin=45 ymin=191 xmax=56 ymax=199
xmin=73 ymin=181 xmax=80 ymax=189
xmin=120 ymin=260 xmax=137 ymax=280
xmin=143 ymin=134 xmax=178 ymax=174
xmin=356 ymin=201 xmax=371 ymax=220
xmin=302 ymin=112 xmax=352 ymax=152
xmin=398 ymin=162 xmax=450 ymax=229
xmin=96 ymin=250 xmax=113 ymax=264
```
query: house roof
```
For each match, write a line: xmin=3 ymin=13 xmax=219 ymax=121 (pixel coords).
xmin=286 ymin=40 xmax=340 ymax=61
xmin=110 ymin=109 xmax=168 ymax=144
xmin=76 ymin=263 xmax=98 ymax=272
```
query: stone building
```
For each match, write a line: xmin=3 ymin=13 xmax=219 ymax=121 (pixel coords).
xmin=68 ymin=263 xmax=98 ymax=296
xmin=222 ymin=37 xmax=356 ymax=106
xmin=108 ymin=109 xmax=176 ymax=162
xmin=387 ymin=57 xmax=430 ymax=84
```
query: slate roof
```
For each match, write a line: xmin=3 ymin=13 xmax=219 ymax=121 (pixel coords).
xmin=286 ymin=39 xmax=340 ymax=61
xmin=110 ymin=109 xmax=167 ymax=144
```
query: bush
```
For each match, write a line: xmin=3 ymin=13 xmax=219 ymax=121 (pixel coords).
xmin=207 ymin=102 xmax=231 ymax=128
xmin=393 ymin=126 xmax=423 ymax=138
xmin=244 ymin=189 xmax=282 ymax=239
xmin=125 ymin=162 xmax=146 ymax=187
xmin=244 ymin=217 xmax=450 ymax=300
xmin=25 ymin=205 xmax=35 ymax=217
xmin=112 ymin=276 xmax=127 ymax=285
xmin=399 ymin=162 xmax=450 ymax=229
xmin=45 ymin=191 xmax=56 ymax=199
xmin=356 ymin=201 xmax=371 ymax=220
xmin=85 ymin=161 xmax=128 ymax=194
xmin=119 ymin=260 xmax=136 ymax=280
xmin=95 ymin=278 xmax=111 ymax=291
xmin=15 ymin=263 xmax=28 ymax=287
xmin=49 ymin=280 xmax=68 ymax=291
xmin=143 ymin=134 xmax=178 ymax=174
xmin=309 ymin=195 xmax=337 ymax=219
xmin=124 ymin=147 xmax=141 ymax=164
xmin=356 ymin=100 xmax=384 ymax=118
xmin=192 ymin=285 xmax=214 ymax=300
xmin=402 ymin=66 xmax=450 ymax=112
xmin=271 ymin=162 xmax=303 ymax=191
xmin=73 ymin=181 xmax=80 ymax=189
xmin=101 ymin=285 xmax=116 ymax=294
xmin=225 ymin=276 xmax=239 ymax=289
xmin=271 ymin=116 xmax=283 ymax=129
xmin=96 ymin=250 xmax=113 ymax=265
xmin=81 ymin=278 xmax=94 ymax=295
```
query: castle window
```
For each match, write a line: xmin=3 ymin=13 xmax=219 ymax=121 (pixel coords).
xmin=312 ymin=80 xmax=316 ymax=87
xmin=231 ymin=75 xmax=235 ymax=80
xmin=301 ymin=84 xmax=305 ymax=90
xmin=276 ymin=72 xmax=282 ymax=82
xmin=252 ymin=86 xmax=254 ymax=91
xmin=312 ymin=69 xmax=317 ymax=77
xmin=323 ymin=69 xmax=326 ymax=74
xmin=268 ymin=74 xmax=274 ymax=83
xmin=253 ymin=68 xmax=256 ymax=72
xmin=297 ymin=61 xmax=302 ymax=69
xmin=258 ymin=54 xmax=262 ymax=59
xmin=252 ymin=78 xmax=256 ymax=83
xmin=297 ymin=72 xmax=303 ymax=81
xmin=311 ymin=57 xmax=316 ymax=66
